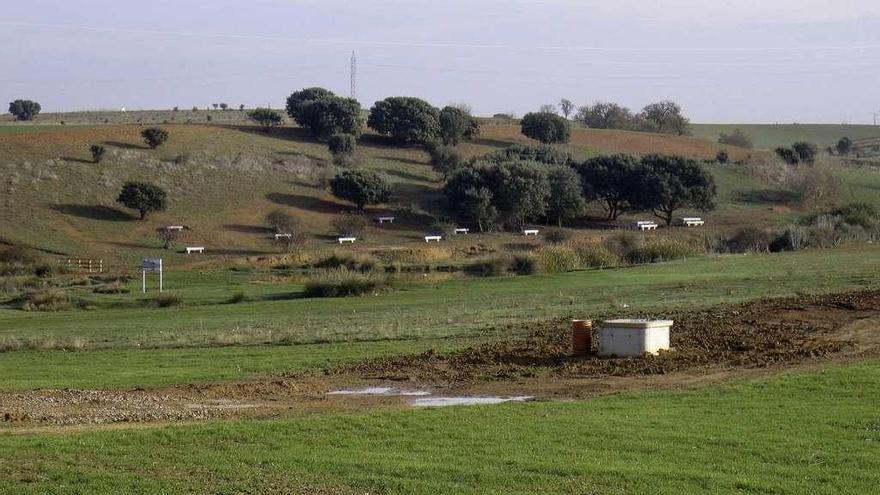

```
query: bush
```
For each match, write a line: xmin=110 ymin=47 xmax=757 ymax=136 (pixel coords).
xmin=93 ymin=281 xmax=130 ymax=294
xmin=509 ymin=254 xmax=539 ymax=275
xmin=724 ymin=227 xmax=774 ymax=253
xmin=329 ymin=170 xmax=391 ymax=210
xmin=313 ymin=252 xmax=378 ymax=272
xmin=544 ymin=228 xmax=571 ymax=244
xmin=626 ymin=239 xmax=696 ymax=264
xmin=304 ymin=269 xmax=390 ymax=297
xmin=534 ymin=245 xmax=580 ymax=273
xmin=141 ymin=127 xmax=169 ymax=149
xmin=0 ymin=246 xmax=37 ymax=264
xmin=246 ymin=108 xmax=283 ymax=131
xmin=90 ymin=144 xmax=106 ymax=163
xmin=832 ymin=202 xmax=880 ymax=230
xmin=520 ymin=112 xmax=571 ymax=144
xmin=328 ymin=133 xmax=356 ymax=155
xmin=428 ymin=221 xmax=456 ymax=236
xmin=428 ymin=145 xmax=464 ymax=180
xmin=718 ymin=129 xmax=753 ymax=148
xmin=21 ymin=288 xmax=71 ymax=311
xmin=153 ymin=293 xmax=182 ymax=308
xmin=367 ymin=96 xmax=440 ymax=145
xmin=227 ymin=291 xmax=247 ymax=304
xmin=716 ymin=150 xmax=729 ymax=164
xmin=602 ymin=230 xmax=643 ymax=259
xmin=464 ymin=256 xmax=509 ymax=277
xmin=331 ymin=214 xmax=369 ymax=237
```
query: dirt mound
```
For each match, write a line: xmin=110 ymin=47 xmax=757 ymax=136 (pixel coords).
xmin=331 ymin=290 xmax=880 ymax=383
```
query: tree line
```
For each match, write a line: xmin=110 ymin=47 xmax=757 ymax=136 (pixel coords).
xmin=443 ymin=146 xmax=716 ymax=230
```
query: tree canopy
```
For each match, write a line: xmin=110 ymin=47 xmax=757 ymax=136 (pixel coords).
xmin=246 ymin=108 xmax=283 ymax=131
xmin=481 ymin=144 xmax=570 ymax=166
xmin=635 ymin=154 xmax=716 ymax=225
xmin=546 ymin=166 xmax=586 ymax=226
xmin=438 ymin=105 xmax=480 ymax=145
xmin=639 ymin=100 xmax=691 ymax=136
xmin=367 ymin=97 xmax=440 ymax=145
xmin=116 ymin=182 xmax=168 ymax=219
xmin=574 ymin=154 xmax=644 ymax=220
xmin=329 ymin=170 xmax=391 ymax=210
xmin=8 ymin=100 xmax=41 ymax=121
xmin=285 ymin=87 xmax=362 ymax=140
xmin=520 ymin=112 xmax=571 ymax=144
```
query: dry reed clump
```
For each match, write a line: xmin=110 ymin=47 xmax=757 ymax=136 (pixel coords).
xmin=372 ymin=246 xmax=453 ymax=264
xmin=313 ymin=252 xmax=379 ymax=272
xmin=533 ymin=245 xmax=581 ymax=273
xmin=21 ymin=288 xmax=71 ymax=312
xmin=304 ymin=268 xmax=393 ymax=298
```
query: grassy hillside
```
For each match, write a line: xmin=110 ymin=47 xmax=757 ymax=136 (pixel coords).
xmin=692 ymin=123 xmax=880 ymax=150
xmin=0 ymin=122 xmax=762 ymax=263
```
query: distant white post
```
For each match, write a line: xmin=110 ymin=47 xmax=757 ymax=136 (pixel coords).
xmin=141 ymin=258 xmax=163 ymax=293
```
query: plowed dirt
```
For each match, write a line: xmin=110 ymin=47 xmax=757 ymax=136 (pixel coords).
xmin=3 ymin=290 xmax=879 ymax=429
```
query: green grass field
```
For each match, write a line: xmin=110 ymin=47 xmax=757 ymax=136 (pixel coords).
xmin=692 ymin=123 xmax=880 ymax=150
xmin=2 ymin=361 xmax=877 ymax=494
xmin=2 ymin=245 xmax=878 ymax=391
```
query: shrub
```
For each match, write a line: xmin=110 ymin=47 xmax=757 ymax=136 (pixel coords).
xmin=314 ymin=252 xmax=378 ymax=272
xmin=544 ymin=228 xmax=571 ymax=244
xmin=331 ymin=214 xmax=369 ymax=237
xmin=90 ymin=144 xmax=106 ymax=163
xmin=520 ymin=112 xmax=571 ymax=144
xmin=227 ymin=291 xmax=247 ymax=304
xmin=626 ymin=239 xmax=696 ymax=264
xmin=481 ymin=143 xmax=570 ymax=166
xmin=21 ymin=288 xmax=71 ymax=311
xmin=154 ymin=293 xmax=182 ymax=308
xmin=715 ymin=150 xmax=729 ymax=164
xmin=329 ymin=170 xmax=391 ymax=210
xmin=328 ymin=133 xmax=356 ymax=155
xmin=718 ymin=129 xmax=753 ymax=148
xmin=464 ymin=256 xmax=509 ymax=277
xmin=510 ymin=254 xmax=539 ymax=275
xmin=428 ymin=221 xmax=456 ymax=236
xmin=724 ymin=227 xmax=774 ymax=253
xmin=534 ymin=245 xmax=580 ymax=273
xmin=93 ymin=281 xmax=130 ymax=294
xmin=832 ymin=202 xmax=880 ymax=230
xmin=141 ymin=127 xmax=169 ymax=149
xmin=428 ymin=145 xmax=464 ymax=180
xmin=304 ymin=269 xmax=390 ymax=297
xmin=602 ymin=230 xmax=643 ymax=260
xmin=0 ymin=246 xmax=37 ymax=264
xmin=246 ymin=108 xmax=283 ymax=131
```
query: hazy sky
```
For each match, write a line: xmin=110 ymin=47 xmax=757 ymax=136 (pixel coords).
xmin=2 ymin=0 xmax=880 ymax=123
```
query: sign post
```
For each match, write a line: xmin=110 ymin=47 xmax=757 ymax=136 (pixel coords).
xmin=141 ymin=258 xmax=163 ymax=293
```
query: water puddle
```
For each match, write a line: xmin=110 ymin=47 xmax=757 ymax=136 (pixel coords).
xmin=411 ymin=396 xmax=534 ymax=407
xmin=327 ymin=387 xmax=431 ymax=397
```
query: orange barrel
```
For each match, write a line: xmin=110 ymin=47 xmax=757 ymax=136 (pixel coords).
xmin=571 ymin=319 xmax=593 ymax=355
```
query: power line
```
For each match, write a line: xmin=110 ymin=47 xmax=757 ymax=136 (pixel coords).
xmin=4 ymin=21 xmax=880 ymax=53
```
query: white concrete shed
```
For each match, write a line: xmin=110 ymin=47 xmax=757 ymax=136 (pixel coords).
xmin=598 ymin=319 xmax=673 ymax=357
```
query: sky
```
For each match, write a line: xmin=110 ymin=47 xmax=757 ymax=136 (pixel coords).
xmin=2 ymin=0 xmax=879 ymax=123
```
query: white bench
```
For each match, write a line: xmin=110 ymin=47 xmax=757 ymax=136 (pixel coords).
xmin=376 ymin=216 xmax=395 ymax=224
xmin=165 ymin=225 xmax=184 ymax=232
xmin=522 ymin=229 xmax=539 ymax=236
xmin=185 ymin=246 xmax=204 ymax=254
xmin=270 ymin=233 xmax=292 ymax=239
xmin=678 ymin=217 xmax=705 ymax=227
xmin=633 ymin=221 xmax=658 ymax=231
xmin=337 ymin=237 xmax=357 ymax=244
xmin=454 ymin=228 xmax=469 ymax=234
xmin=424 ymin=235 xmax=442 ymax=243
